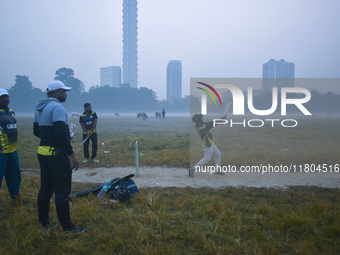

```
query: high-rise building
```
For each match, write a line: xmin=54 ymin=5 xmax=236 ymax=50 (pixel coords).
xmin=262 ymin=59 xmax=295 ymax=93
xmin=167 ymin=60 xmax=182 ymax=101
xmin=100 ymin=66 xmax=122 ymax=87
xmin=122 ymin=0 xmax=138 ymax=88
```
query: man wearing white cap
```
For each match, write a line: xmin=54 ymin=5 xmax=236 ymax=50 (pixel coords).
xmin=34 ymin=80 xmax=84 ymax=233
xmin=0 ymin=88 xmax=24 ymax=205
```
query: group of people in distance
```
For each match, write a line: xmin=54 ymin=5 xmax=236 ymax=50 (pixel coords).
xmin=0 ymin=80 xmax=225 ymax=234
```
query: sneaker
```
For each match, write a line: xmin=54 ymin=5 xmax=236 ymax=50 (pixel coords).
xmin=188 ymin=167 xmax=195 ymax=177
xmin=83 ymin=158 xmax=88 ymax=163
xmin=91 ymin=158 xmax=100 ymax=162
xmin=61 ymin=225 xmax=85 ymax=234
xmin=38 ymin=221 xmax=58 ymax=233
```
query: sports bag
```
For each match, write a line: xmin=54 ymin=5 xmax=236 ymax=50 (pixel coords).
xmin=70 ymin=174 xmax=139 ymax=204
xmin=108 ymin=178 xmax=139 ymax=204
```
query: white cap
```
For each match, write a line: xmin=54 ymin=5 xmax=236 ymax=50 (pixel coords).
xmin=0 ymin=88 xmax=9 ymax=97
xmin=47 ymin=80 xmax=71 ymax=92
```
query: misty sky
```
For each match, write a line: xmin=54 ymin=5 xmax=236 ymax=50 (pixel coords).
xmin=1 ymin=0 xmax=339 ymax=100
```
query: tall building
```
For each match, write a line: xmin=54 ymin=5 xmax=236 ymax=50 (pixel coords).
xmin=262 ymin=59 xmax=295 ymax=93
xmin=122 ymin=0 xmax=138 ymax=88
xmin=100 ymin=66 xmax=122 ymax=87
xmin=167 ymin=60 xmax=182 ymax=101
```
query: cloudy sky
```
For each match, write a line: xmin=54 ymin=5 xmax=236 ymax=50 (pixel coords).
xmin=1 ymin=0 xmax=339 ymax=99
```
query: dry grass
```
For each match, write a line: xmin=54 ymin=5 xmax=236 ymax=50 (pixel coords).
xmin=0 ymin=177 xmax=339 ymax=255
xmin=1 ymin=114 xmax=339 ymax=254
xmin=15 ymin=115 xmax=190 ymax=169
xmin=17 ymin=115 xmax=340 ymax=170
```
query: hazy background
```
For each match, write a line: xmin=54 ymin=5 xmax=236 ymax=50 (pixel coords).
xmin=1 ymin=0 xmax=339 ymax=100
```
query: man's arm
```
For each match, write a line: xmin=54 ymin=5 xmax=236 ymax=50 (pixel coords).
xmin=80 ymin=122 xmax=87 ymax=134
xmin=205 ymin=121 xmax=215 ymax=130
xmin=33 ymin=122 xmax=40 ymax=138
xmin=89 ymin=112 xmax=98 ymax=134
xmin=33 ymin=112 xmax=40 ymax=138
xmin=89 ymin=118 xmax=97 ymax=134
xmin=53 ymin=121 xmax=78 ymax=170
xmin=205 ymin=115 xmax=227 ymax=130
xmin=52 ymin=105 xmax=78 ymax=170
xmin=69 ymin=153 xmax=79 ymax=170
xmin=79 ymin=115 xmax=87 ymax=134
xmin=53 ymin=121 xmax=74 ymax=155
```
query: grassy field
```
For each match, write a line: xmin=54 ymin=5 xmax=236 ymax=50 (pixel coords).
xmin=0 ymin=114 xmax=339 ymax=254
xmin=16 ymin=115 xmax=340 ymax=169
xmin=1 ymin=179 xmax=339 ymax=254
xmin=16 ymin=115 xmax=191 ymax=169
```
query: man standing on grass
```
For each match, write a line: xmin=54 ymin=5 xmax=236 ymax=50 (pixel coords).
xmin=34 ymin=80 xmax=84 ymax=233
xmin=0 ymin=88 xmax=26 ymax=206
xmin=79 ymin=103 xmax=99 ymax=162
xmin=189 ymin=114 xmax=226 ymax=177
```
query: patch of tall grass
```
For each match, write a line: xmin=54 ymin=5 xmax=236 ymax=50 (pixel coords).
xmin=0 ymin=177 xmax=339 ymax=254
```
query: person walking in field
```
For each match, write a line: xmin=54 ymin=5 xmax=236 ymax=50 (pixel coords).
xmin=79 ymin=103 xmax=99 ymax=162
xmin=0 ymin=88 xmax=26 ymax=206
xmin=34 ymin=80 xmax=84 ymax=233
xmin=189 ymin=113 xmax=226 ymax=177
xmin=162 ymin=109 xmax=166 ymax=119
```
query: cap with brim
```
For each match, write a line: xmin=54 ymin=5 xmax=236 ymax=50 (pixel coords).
xmin=0 ymin=88 xmax=9 ymax=97
xmin=47 ymin=80 xmax=72 ymax=92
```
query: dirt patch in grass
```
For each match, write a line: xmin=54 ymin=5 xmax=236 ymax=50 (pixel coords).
xmin=22 ymin=166 xmax=340 ymax=189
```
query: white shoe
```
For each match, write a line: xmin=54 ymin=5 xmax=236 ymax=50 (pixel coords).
xmin=91 ymin=158 xmax=100 ymax=162
xmin=83 ymin=158 xmax=88 ymax=163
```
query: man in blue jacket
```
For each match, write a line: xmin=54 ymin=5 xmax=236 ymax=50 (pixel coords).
xmin=34 ymin=80 xmax=84 ymax=233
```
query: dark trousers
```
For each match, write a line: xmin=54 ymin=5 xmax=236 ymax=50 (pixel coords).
xmin=83 ymin=133 xmax=97 ymax=159
xmin=0 ymin=151 xmax=21 ymax=199
xmin=37 ymin=153 xmax=73 ymax=229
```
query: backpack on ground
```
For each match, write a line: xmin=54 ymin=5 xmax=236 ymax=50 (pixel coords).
xmin=70 ymin=174 xmax=139 ymax=204
xmin=108 ymin=177 xmax=139 ymax=204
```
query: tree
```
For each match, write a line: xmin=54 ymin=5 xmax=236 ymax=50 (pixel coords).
xmin=11 ymin=75 xmax=33 ymax=92
xmin=54 ymin=67 xmax=83 ymax=110
xmin=55 ymin=67 xmax=74 ymax=78
xmin=54 ymin=67 xmax=82 ymax=99
xmin=8 ymin=75 xmax=44 ymax=112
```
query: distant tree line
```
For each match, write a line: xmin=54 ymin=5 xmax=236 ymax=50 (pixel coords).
xmin=7 ymin=67 xmax=190 ymax=113
xmin=6 ymin=67 xmax=339 ymax=115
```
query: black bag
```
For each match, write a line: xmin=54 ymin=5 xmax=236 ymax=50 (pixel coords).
xmin=108 ymin=178 xmax=139 ymax=204
xmin=70 ymin=174 xmax=138 ymax=204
